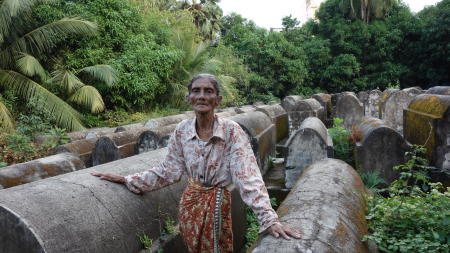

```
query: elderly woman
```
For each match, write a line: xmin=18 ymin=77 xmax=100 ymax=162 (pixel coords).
xmin=92 ymin=74 xmax=300 ymax=253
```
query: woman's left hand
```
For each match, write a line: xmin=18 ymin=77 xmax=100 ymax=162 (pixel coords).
xmin=267 ymin=223 xmax=301 ymax=240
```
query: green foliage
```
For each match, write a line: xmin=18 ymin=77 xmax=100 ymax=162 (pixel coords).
xmin=137 ymin=232 xmax=153 ymax=249
xmin=0 ymin=162 xmax=7 ymax=168
xmin=328 ymin=118 xmax=354 ymax=166
xmin=245 ymin=197 xmax=277 ymax=250
xmin=390 ymin=145 xmax=435 ymax=194
xmin=364 ymin=145 xmax=450 ymax=252
xmin=360 ymin=171 xmax=386 ymax=192
xmin=0 ymin=133 xmax=50 ymax=165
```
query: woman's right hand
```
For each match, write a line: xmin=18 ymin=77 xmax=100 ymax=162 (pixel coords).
xmin=91 ymin=172 xmax=126 ymax=184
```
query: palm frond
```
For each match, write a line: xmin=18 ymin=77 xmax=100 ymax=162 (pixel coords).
xmin=78 ymin=64 xmax=118 ymax=87
xmin=0 ymin=70 xmax=85 ymax=131
xmin=67 ymin=85 xmax=105 ymax=113
xmin=0 ymin=0 xmax=36 ymax=45
xmin=1 ymin=18 xmax=97 ymax=67
xmin=16 ymin=53 xmax=47 ymax=80
xmin=51 ymin=68 xmax=84 ymax=95
xmin=0 ymin=100 xmax=14 ymax=130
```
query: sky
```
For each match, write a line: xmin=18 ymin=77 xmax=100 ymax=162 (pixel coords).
xmin=219 ymin=0 xmax=443 ymax=29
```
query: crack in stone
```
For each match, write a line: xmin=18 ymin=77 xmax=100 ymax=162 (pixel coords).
xmin=56 ymin=179 xmax=128 ymax=244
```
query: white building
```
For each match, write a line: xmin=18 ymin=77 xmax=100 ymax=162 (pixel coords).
xmin=306 ymin=0 xmax=327 ymax=20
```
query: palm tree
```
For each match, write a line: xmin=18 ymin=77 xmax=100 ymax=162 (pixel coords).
xmin=51 ymin=62 xmax=117 ymax=114
xmin=340 ymin=0 xmax=397 ymax=23
xmin=176 ymin=0 xmax=223 ymax=41
xmin=0 ymin=0 xmax=97 ymax=131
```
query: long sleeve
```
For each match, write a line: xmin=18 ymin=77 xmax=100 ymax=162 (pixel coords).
xmin=124 ymin=128 xmax=185 ymax=193
xmin=229 ymin=124 xmax=280 ymax=233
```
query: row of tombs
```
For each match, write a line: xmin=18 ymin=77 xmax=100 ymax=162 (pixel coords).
xmin=1 ymin=86 xmax=450 ymax=252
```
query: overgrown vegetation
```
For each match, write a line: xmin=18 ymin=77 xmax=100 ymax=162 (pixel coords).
xmin=328 ymin=118 xmax=354 ymax=166
xmin=245 ymin=197 xmax=278 ymax=250
xmin=363 ymin=145 xmax=450 ymax=252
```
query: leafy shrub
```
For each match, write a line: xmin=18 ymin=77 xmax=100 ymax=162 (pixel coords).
xmin=328 ymin=118 xmax=354 ymax=166
xmin=364 ymin=145 xmax=450 ymax=252
xmin=0 ymin=133 xmax=51 ymax=165
xmin=360 ymin=171 xmax=386 ymax=192
xmin=245 ymin=198 xmax=278 ymax=250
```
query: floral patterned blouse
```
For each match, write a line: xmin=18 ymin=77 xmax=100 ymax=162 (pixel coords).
xmin=124 ymin=115 xmax=280 ymax=232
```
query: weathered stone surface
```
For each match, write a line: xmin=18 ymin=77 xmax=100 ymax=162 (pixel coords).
xmin=230 ymin=111 xmax=274 ymax=174
xmin=378 ymin=88 xmax=398 ymax=118
xmin=92 ymin=129 xmax=154 ymax=165
xmin=253 ymin=159 xmax=368 ymax=253
xmin=355 ymin=117 xmax=410 ymax=185
xmin=366 ymin=89 xmax=382 ymax=118
xmin=425 ymin=86 xmax=450 ymax=95
xmin=289 ymin=98 xmax=326 ymax=133
xmin=54 ymin=139 xmax=97 ymax=167
xmin=357 ymin=91 xmax=369 ymax=112
xmin=144 ymin=114 xmax=193 ymax=129
xmin=281 ymin=95 xmax=303 ymax=112
xmin=136 ymin=124 xmax=179 ymax=154
xmin=235 ymin=105 xmax=256 ymax=114
xmin=335 ymin=92 xmax=364 ymax=130
xmin=92 ymin=137 xmax=120 ymax=166
xmin=312 ymin=93 xmax=332 ymax=127
xmin=0 ymin=147 xmax=250 ymax=253
xmin=66 ymin=127 xmax=114 ymax=142
xmin=256 ymin=104 xmax=289 ymax=142
xmin=0 ymin=153 xmax=85 ymax=189
xmin=0 ymin=148 xmax=185 ymax=253
xmin=404 ymin=94 xmax=450 ymax=184
xmin=284 ymin=117 xmax=331 ymax=188
xmin=382 ymin=88 xmax=422 ymax=133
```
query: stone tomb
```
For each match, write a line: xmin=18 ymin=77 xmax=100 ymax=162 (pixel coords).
xmin=0 ymin=153 xmax=85 ymax=189
xmin=253 ymin=159 xmax=369 ymax=253
xmin=0 ymin=147 xmax=248 ymax=253
xmin=404 ymin=94 xmax=450 ymax=185
xmin=425 ymin=86 xmax=450 ymax=95
xmin=335 ymin=92 xmax=364 ymax=130
xmin=355 ymin=117 xmax=410 ymax=185
xmin=229 ymin=111 xmax=275 ymax=175
xmin=382 ymin=87 xmax=422 ymax=133
xmin=284 ymin=117 xmax=333 ymax=189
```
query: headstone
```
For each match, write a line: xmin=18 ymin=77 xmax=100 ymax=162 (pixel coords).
xmin=253 ymin=159 xmax=369 ymax=253
xmin=256 ymin=104 xmax=289 ymax=142
xmin=92 ymin=136 xmax=120 ymax=166
xmin=0 ymin=153 xmax=85 ymax=189
xmin=284 ymin=117 xmax=331 ymax=188
xmin=404 ymin=94 xmax=450 ymax=185
xmin=230 ymin=111 xmax=275 ymax=174
xmin=357 ymin=91 xmax=369 ymax=113
xmin=281 ymin=95 xmax=303 ymax=112
xmin=378 ymin=88 xmax=398 ymax=118
xmin=144 ymin=114 xmax=193 ymax=129
xmin=366 ymin=89 xmax=382 ymax=118
xmin=355 ymin=117 xmax=410 ymax=185
xmin=312 ymin=93 xmax=332 ymax=127
xmin=289 ymin=98 xmax=325 ymax=133
xmin=335 ymin=92 xmax=364 ymax=130
xmin=382 ymin=88 xmax=422 ymax=133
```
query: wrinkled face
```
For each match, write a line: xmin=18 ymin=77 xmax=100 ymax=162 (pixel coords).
xmin=188 ymin=78 xmax=222 ymax=114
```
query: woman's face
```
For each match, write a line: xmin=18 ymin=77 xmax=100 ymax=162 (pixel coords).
xmin=188 ymin=78 xmax=222 ymax=114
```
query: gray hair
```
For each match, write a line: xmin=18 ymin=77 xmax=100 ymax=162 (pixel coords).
xmin=188 ymin=74 xmax=220 ymax=96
